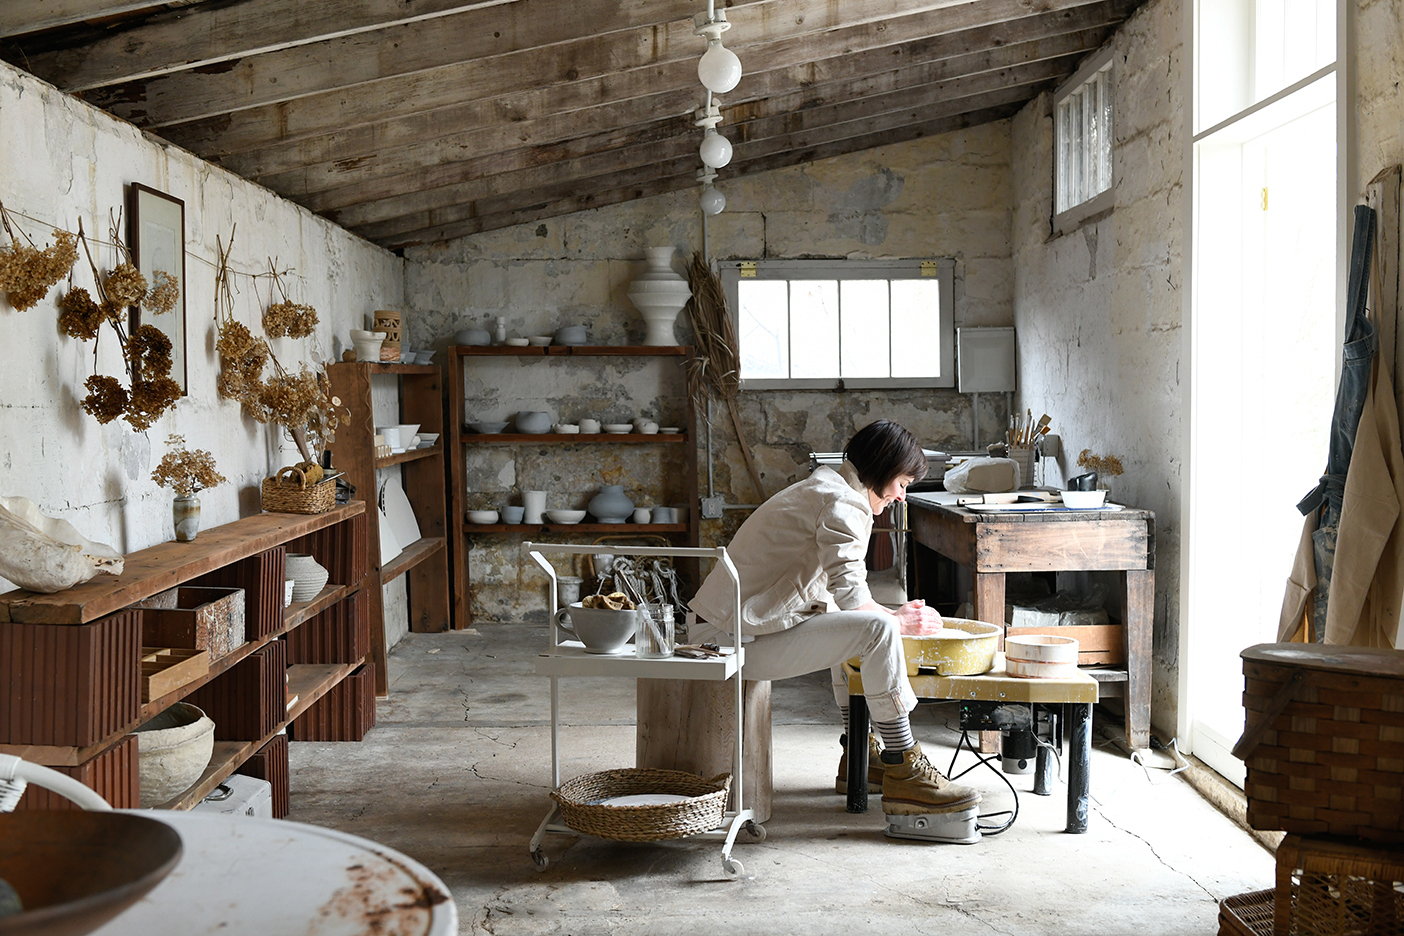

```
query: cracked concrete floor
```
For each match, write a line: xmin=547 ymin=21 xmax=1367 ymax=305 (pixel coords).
xmin=287 ymin=626 xmax=1273 ymax=934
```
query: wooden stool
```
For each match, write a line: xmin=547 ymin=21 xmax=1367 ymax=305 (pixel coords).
xmin=636 ymin=678 xmax=773 ymax=824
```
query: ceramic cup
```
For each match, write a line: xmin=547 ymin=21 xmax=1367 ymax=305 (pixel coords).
xmin=631 ymin=507 xmax=651 ymax=523
xmin=651 ymin=507 xmax=677 ymax=524
xmin=523 ymin=491 xmax=547 ymax=524
xmin=579 ymin=418 xmax=601 ymax=434
xmin=502 ymin=505 xmax=525 ymax=524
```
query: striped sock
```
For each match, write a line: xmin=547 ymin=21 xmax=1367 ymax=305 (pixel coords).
xmin=873 ymin=716 xmax=914 ymax=752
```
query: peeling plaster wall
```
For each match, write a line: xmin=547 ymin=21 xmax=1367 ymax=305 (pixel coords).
xmin=1010 ymin=0 xmax=1184 ymax=736
xmin=405 ymin=123 xmax=1015 ymax=623
xmin=1355 ymin=0 xmax=1403 ymax=195
xmin=0 ymin=61 xmax=404 ymax=623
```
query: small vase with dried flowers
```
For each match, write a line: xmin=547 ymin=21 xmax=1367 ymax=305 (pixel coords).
xmin=1076 ymin=449 xmax=1125 ymax=495
xmin=151 ymin=435 xmax=227 ymax=542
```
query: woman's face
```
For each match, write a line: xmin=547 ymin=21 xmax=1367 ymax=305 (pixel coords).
xmin=868 ymin=474 xmax=916 ymax=515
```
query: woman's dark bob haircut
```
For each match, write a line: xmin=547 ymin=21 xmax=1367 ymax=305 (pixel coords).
xmin=844 ymin=420 xmax=928 ymax=493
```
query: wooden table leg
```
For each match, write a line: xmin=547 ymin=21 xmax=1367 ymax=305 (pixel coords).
xmin=973 ymin=572 xmax=1005 ymax=752
xmin=846 ymin=693 xmax=870 ymax=814
xmin=1124 ymin=569 xmax=1154 ymax=750
xmin=1066 ymin=702 xmax=1092 ymax=833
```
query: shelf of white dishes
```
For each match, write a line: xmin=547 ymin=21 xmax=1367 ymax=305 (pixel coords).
xmin=375 ymin=441 xmax=442 ymax=468
xmin=454 ymin=345 xmax=688 ymax=357
xmin=381 ymin=536 xmax=446 ymax=585
xmin=459 ymin=432 xmax=686 ymax=444
xmin=462 ymin=522 xmax=689 ymax=534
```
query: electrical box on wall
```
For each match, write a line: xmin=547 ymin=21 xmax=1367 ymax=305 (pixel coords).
xmin=956 ymin=327 xmax=1016 ymax=393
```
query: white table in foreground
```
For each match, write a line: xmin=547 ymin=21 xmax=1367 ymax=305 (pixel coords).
xmin=92 ymin=811 xmax=457 ymax=936
xmin=535 ymin=640 xmax=741 ymax=679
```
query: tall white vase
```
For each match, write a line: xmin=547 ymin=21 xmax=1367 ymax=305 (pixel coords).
xmin=627 ymin=247 xmax=693 ymax=346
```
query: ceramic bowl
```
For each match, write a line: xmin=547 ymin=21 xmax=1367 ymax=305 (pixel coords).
xmin=1061 ymin=490 xmax=1108 ymax=508
xmin=414 ymin=350 xmax=435 ymax=364
xmin=554 ymin=325 xmax=588 ymax=345
xmin=467 ymin=421 xmax=509 ymax=434
xmin=467 ymin=509 xmax=500 ymax=524
xmin=455 ymin=327 xmax=492 ymax=346
xmin=395 ymin=423 xmax=421 ymax=443
xmin=134 ymin=701 xmax=216 ymax=807
xmin=553 ymin=423 xmax=579 ymax=434
xmin=527 ymin=335 xmax=553 ymax=346
xmin=349 ymin=329 xmax=387 ymax=340
xmin=638 ymin=422 xmax=659 ymax=434
xmin=892 ymin=618 xmax=1001 ymax=677
xmin=602 ymin=423 xmax=633 ymax=434
xmin=516 ymin=411 xmax=551 ymax=434
xmin=659 ymin=427 xmax=681 ymax=434
xmin=417 ymin=432 xmax=440 ymax=446
xmin=545 ymin=508 xmax=587 ymax=524
xmin=352 ymin=337 xmax=385 ymax=362
xmin=504 ymin=337 xmax=530 ymax=347
xmin=554 ymin=602 xmax=636 ymax=654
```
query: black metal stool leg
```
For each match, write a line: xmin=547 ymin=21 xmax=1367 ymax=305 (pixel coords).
xmin=1066 ymin=702 xmax=1092 ymax=833
xmin=846 ymin=694 xmax=869 ymax=814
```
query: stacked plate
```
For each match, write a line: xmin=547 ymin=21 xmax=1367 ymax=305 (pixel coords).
xmin=286 ymin=553 xmax=330 ymax=603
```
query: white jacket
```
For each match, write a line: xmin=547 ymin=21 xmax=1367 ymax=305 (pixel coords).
xmin=691 ymin=462 xmax=874 ymax=636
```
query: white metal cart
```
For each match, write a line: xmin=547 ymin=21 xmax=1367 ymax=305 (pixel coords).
xmin=524 ymin=542 xmax=764 ymax=877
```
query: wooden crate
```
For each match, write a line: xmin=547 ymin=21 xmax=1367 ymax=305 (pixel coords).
xmin=0 ymin=609 xmax=141 ymax=747
xmin=236 ymin=732 xmax=289 ymax=819
xmin=1005 ymin=623 xmax=1125 ymax=665
xmin=14 ymin=734 xmax=138 ymax=811
xmin=186 ymin=640 xmax=287 ymax=741
xmin=141 ymin=647 xmax=210 ymax=702
xmin=285 ymin=590 xmax=368 ymax=665
xmin=290 ymin=664 xmax=375 ymax=741
xmin=137 ymin=586 xmax=246 ymax=660
xmin=192 ymin=547 xmax=286 ymax=641
xmin=1238 ymin=643 xmax=1404 ymax=842
xmin=1275 ymin=834 xmax=1404 ymax=936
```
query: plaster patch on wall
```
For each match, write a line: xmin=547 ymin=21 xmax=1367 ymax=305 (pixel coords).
xmin=827 ymin=168 xmax=904 ymax=245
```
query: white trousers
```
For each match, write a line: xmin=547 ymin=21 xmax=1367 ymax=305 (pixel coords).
xmin=693 ymin=610 xmax=918 ymax=723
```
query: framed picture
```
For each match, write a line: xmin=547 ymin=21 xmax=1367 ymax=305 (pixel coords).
xmin=128 ymin=183 xmax=187 ymax=395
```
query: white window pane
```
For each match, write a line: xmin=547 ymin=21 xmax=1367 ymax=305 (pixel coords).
xmin=789 ymin=280 xmax=839 ymax=378
xmin=890 ymin=280 xmax=941 ymax=378
xmin=738 ymin=280 xmax=789 ymax=380
xmin=839 ymin=280 xmax=890 ymax=379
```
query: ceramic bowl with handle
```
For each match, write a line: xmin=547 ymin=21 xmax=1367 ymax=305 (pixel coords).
xmin=554 ymin=602 xmax=636 ymax=654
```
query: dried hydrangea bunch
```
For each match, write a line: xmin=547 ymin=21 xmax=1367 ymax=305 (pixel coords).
xmin=216 ymin=319 xmax=271 ymax=411
xmin=1076 ymin=449 xmax=1125 ymax=478
xmin=0 ymin=228 xmax=79 ymax=311
xmin=58 ymin=286 xmax=106 ymax=340
xmin=263 ymin=300 xmax=319 ymax=339
xmin=145 ymin=270 xmax=179 ymax=315
xmin=102 ymin=262 xmax=147 ymax=309
xmin=151 ymin=434 xmax=227 ymax=498
xmin=80 ymin=375 xmax=128 ymax=424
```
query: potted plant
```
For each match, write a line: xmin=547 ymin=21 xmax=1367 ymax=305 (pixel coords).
xmin=151 ymin=435 xmax=226 ymax=542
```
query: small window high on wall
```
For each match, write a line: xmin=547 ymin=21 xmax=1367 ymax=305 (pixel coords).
xmin=718 ymin=259 xmax=955 ymax=390
xmin=1053 ymin=49 xmax=1114 ymax=233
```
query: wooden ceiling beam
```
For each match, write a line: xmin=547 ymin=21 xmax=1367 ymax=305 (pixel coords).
xmin=375 ymin=102 xmax=1024 ymax=248
xmin=0 ymin=2 xmax=177 ymax=38
xmin=231 ymin=9 xmax=1117 ymax=188
xmin=144 ymin=0 xmax=1114 ymax=142
xmin=343 ymin=82 xmax=1040 ymax=240
xmin=307 ymin=56 xmax=1069 ymax=224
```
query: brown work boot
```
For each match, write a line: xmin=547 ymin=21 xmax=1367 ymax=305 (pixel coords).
xmin=878 ymin=742 xmax=982 ymax=815
xmin=835 ymin=733 xmax=885 ymax=794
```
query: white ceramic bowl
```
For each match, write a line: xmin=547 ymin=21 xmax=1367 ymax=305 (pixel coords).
xmin=659 ymin=427 xmax=681 ymax=434
xmin=414 ymin=350 xmax=435 ymax=364
xmin=134 ymin=702 xmax=215 ymax=807
xmin=545 ymin=509 xmax=586 ymax=524
xmin=602 ymin=423 xmax=633 ymax=434
xmin=1061 ymin=490 xmax=1108 ymax=508
xmin=349 ymin=329 xmax=387 ymax=340
xmin=554 ymin=602 xmax=636 ymax=654
xmin=467 ymin=421 xmax=509 ymax=434
xmin=553 ymin=423 xmax=579 ymax=434
xmin=504 ymin=337 xmax=530 ymax=347
xmin=395 ymin=423 xmax=420 ymax=441
xmin=417 ymin=432 xmax=440 ymax=446
xmin=466 ymin=510 xmax=500 ymax=524
xmin=527 ymin=336 xmax=553 ymax=346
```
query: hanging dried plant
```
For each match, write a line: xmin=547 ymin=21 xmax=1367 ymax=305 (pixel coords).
xmin=261 ymin=260 xmax=318 ymax=338
xmin=102 ymin=262 xmax=147 ymax=309
xmin=151 ymin=435 xmax=226 ymax=498
xmin=124 ymin=376 xmax=182 ymax=432
xmin=1076 ymin=449 xmax=1125 ymax=478
xmin=0 ymin=201 xmax=78 ymax=311
xmin=80 ymin=375 xmax=129 ymax=424
xmin=145 ymin=270 xmax=179 ymax=315
xmin=125 ymin=324 xmax=173 ymax=379
xmin=57 ymin=286 xmax=105 ymax=340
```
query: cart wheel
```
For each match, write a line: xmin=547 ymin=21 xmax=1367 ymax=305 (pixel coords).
xmin=723 ymin=857 xmax=745 ymax=878
xmin=531 ymin=850 xmax=549 ymax=871
xmin=741 ymin=821 xmax=767 ymax=842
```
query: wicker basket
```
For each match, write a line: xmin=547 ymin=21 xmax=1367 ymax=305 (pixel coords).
xmin=551 ymin=768 xmax=730 ymax=841
xmin=261 ymin=466 xmax=336 ymax=515
xmin=1276 ymin=834 xmax=1404 ymax=936
xmin=1219 ymin=889 xmax=1275 ymax=936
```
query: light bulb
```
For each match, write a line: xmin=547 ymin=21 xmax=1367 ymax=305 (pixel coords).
xmin=699 ymin=129 xmax=733 ymax=169
xmin=700 ymin=185 xmax=726 ymax=215
xmin=698 ymin=39 xmax=742 ymax=94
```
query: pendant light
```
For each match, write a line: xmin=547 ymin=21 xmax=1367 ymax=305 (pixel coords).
xmin=693 ymin=10 xmax=742 ymax=94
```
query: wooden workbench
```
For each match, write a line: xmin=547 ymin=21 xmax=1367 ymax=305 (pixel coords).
xmin=904 ymin=493 xmax=1154 ymax=750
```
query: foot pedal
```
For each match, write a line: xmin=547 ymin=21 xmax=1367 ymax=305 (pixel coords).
xmin=882 ymin=805 xmax=981 ymax=844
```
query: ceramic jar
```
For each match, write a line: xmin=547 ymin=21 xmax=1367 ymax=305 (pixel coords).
xmin=455 ymin=327 xmax=491 ymax=346
xmin=587 ymin=485 xmax=634 ymax=524
xmin=554 ymin=324 xmax=588 ymax=346
xmin=627 ymin=247 xmax=692 ymax=346
xmin=173 ymin=495 xmax=201 ymax=543
xmin=516 ymin=411 xmax=551 ymax=434
xmin=285 ymin=553 xmax=330 ymax=603
xmin=350 ymin=329 xmax=386 ymax=362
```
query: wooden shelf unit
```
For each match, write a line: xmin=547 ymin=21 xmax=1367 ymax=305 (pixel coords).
xmin=446 ymin=345 xmax=700 ymax=627
xmin=0 ymin=503 xmax=373 ymax=809
xmin=328 ymin=361 xmax=452 ymax=695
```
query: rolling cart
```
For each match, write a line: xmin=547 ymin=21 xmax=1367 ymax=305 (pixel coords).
xmin=524 ymin=542 xmax=764 ymax=877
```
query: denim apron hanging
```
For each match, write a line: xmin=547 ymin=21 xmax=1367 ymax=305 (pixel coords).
xmin=1294 ymin=205 xmax=1378 ymax=641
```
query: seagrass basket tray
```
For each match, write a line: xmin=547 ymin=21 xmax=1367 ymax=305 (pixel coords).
xmin=261 ymin=465 xmax=336 ymax=515
xmin=550 ymin=768 xmax=730 ymax=841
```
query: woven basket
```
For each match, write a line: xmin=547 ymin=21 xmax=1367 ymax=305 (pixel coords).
xmin=1277 ymin=834 xmax=1404 ymax=936
xmin=1218 ymin=889 xmax=1274 ymax=936
xmin=551 ymin=768 xmax=730 ymax=841
xmin=261 ymin=466 xmax=336 ymax=515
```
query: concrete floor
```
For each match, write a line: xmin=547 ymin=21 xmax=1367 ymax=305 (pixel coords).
xmin=288 ymin=626 xmax=1275 ymax=934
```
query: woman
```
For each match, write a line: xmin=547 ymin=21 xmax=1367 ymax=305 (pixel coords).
xmin=690 ymin=420 xmax=979 ymax=816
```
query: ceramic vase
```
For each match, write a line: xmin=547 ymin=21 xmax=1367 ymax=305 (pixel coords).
xmin=523 ymin=491 xmax=547 ymax=525
xmin=286 ymin=553 xmax=330 ymax=602
xmin=173 ymin=495 xmax=201 ymax=543
xmin=587 ymin=484 xmax=634 ymax=524
xmin=627 ymin=247 xmax=692 ymax=346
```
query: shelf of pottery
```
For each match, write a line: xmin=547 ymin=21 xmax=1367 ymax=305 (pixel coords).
xmin=328 ymin=360 xmax=451 ymax=689
xmin=446 ymin=342 xmax=700 ymax=627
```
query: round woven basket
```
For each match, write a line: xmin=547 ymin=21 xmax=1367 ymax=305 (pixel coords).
xmin=261 ymin=465 xmax=336 ymax=515
xmin=551 ymin=768 xmax=731 ymax=841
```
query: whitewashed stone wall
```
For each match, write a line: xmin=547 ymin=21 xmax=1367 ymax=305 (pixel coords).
xmin=405 ymin=123 xmax=1015 ymax=623
xmin=0 ymin=61 xmax=405 ymax=626
xmin=1010 ymin=0 xmax=1185 ymax=735
xmin=1355 ymin=0 xmax=1403 ymax=197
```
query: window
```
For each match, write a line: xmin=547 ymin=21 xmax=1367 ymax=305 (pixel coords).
xmin=1053 ymin=49 xmax=1114 ymax=232
xmin=718 ymin=259 xmax=955 ymax=390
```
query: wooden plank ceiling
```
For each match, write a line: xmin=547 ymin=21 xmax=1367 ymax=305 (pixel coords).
xmin=2 ymin=0 xmax=1145 ymax=251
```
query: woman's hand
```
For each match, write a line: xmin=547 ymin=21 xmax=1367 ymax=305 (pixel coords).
xmin=895 ymin=599 xmax=943 ymax=636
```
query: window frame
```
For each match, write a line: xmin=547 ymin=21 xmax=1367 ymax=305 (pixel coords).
xmin=1052 ymin=47 xmax=1116 ymax=236
xmin=718 ymin=258 xmax=956 ymax=391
